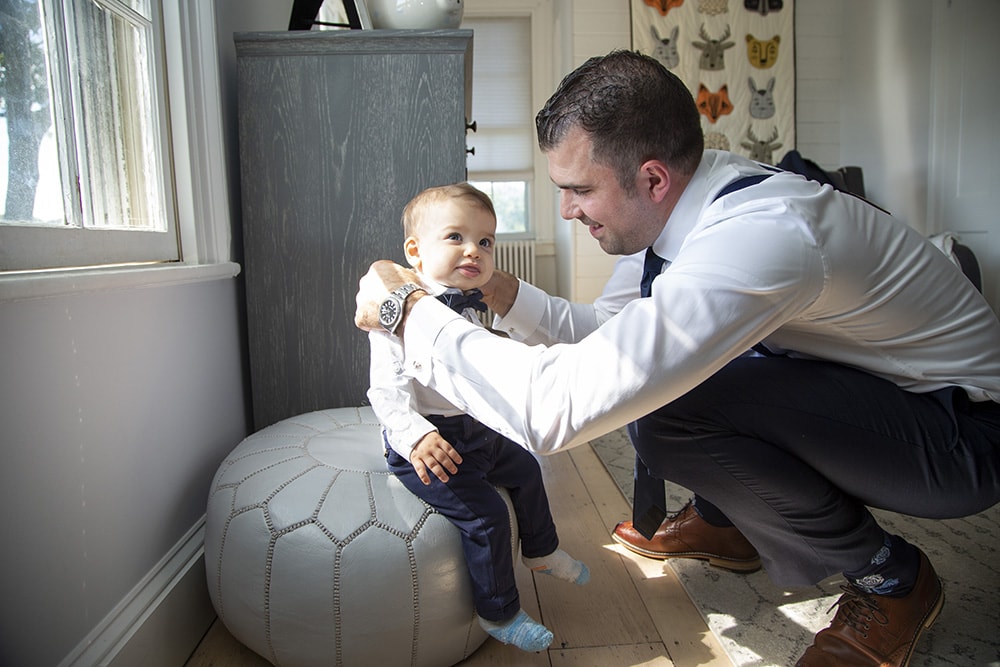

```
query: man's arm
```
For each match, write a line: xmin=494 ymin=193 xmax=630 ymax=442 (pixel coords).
xmin=355 ymin=259 xmax=650 ymax=453
xmin=355 ymin=261 xmax=520 ymax=334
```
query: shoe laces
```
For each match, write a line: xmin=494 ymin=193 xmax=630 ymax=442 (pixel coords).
xmin=829 ymin=585 xmax=890 ymax=639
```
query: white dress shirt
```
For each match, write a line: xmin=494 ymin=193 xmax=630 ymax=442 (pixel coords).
xmin=401 ymin=150 xmax=1000 ymax=454
xmin=367 ymin=277 xmax=485 ymax=458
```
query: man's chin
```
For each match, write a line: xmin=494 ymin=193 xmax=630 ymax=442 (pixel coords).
xmin=597 ymin=237 xmax=628 ymax=256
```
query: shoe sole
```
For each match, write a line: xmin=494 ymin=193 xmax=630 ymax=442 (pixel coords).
xmin=900 ymin=582 xmax=945 ymax=667
xmin=611 ymin=531 xmax=763 ymax=572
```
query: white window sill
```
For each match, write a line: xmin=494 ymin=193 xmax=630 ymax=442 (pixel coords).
xmin=0 ymin=261 xmax=241 ymax=304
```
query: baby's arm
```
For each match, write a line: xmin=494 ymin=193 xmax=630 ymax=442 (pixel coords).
xmin=368 ymin=329 xmax=462 ymax=484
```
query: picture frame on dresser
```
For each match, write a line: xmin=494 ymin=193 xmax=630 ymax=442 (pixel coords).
xmin=288 ymin=0 xmax=373 ymax=31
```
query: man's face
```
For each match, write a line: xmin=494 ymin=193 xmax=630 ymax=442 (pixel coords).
xmin=546 ymin=126 xmax=664 ymax=256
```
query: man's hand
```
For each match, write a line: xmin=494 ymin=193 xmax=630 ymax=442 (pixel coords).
xmin=479 ymin=269 xmax=520 ymax=317
xmin=409 ymin=431 xmax=463 ymax=485
xmin=355 ymin=261 xmax=421 ymax=332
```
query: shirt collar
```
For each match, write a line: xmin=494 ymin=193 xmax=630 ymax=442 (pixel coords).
xmin=418 ymin=274 xmax=474 ymax=299
xmin=651 ymin=150 xmax=776 ymax=262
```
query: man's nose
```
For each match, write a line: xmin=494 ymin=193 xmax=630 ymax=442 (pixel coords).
xmin=559 ymin=190 xmax=580 ymax=220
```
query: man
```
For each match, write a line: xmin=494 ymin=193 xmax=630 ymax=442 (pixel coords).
xmin=355 ymin=50 xmax=1000 ymax=666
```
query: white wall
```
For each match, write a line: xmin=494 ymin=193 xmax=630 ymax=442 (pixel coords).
xmin=0 ymin=2 xmax=271 ymax=663
xmin=0 ymin=277 xmax=249 ymax=666
xmin=839 ymin=0 xmax=934 ymax=232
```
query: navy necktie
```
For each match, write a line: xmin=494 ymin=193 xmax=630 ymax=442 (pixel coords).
xmin=438 ymin=288 xmax=487 ymax=314
xmin=631 ymin=247 xmax=669 ymax=539
xmin=639 ymin=247 xmax=666 ymax=298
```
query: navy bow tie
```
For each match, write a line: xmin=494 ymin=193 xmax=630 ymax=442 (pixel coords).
xmin=438 ymin=288 xmax=488 ymax=313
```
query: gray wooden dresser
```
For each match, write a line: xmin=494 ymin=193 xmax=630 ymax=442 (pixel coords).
xmin=235 ymin=29 xmax=473 ymax=429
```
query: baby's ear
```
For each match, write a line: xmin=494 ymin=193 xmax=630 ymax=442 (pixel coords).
xmin=403 ymin=236 xmax=421 ymax=269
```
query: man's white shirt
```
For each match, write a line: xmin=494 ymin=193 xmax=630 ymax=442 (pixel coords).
xmin=401 ymin=151 xmax=1000 ymax=454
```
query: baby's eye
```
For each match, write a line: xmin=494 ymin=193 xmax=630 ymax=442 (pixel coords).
xmin=479 ymin=238 xmax=492 ymax=249
xmin=446 ymin=232 xmax=462 ymax=242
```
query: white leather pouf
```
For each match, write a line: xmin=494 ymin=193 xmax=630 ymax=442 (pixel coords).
xmin=205 ymin=407 xmax=515 ymax=667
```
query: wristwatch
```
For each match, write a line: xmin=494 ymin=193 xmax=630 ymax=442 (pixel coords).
xmin=378 ymin=283 xmax=424 ymax=335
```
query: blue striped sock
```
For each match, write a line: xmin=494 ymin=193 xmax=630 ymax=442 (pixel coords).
xmin=478 ymin=609 xmax=553 ymax=652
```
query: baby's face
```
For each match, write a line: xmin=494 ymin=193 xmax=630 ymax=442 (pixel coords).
xmin=407 ymin=198 xmax=496 ymax=291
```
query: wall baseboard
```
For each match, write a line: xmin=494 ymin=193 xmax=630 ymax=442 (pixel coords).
xmin=59 ymin=517 xmax=216 ymax=667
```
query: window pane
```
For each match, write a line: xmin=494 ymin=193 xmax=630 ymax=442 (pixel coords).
xmin=73 ymin=0 xmax=165 ymax=230
xmin=471 ymin=180 xmax=528 ymax=235
xmin=0 ymin=0 xmax=179 ymax=272
xmin=464 ymin=16 xmax=533 ymax=173
xmin=0 ymin=0 xmax=65 ymax=225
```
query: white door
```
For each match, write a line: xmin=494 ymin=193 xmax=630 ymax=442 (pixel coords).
xmin=927 ymin=0 xmax=1000 ymax=312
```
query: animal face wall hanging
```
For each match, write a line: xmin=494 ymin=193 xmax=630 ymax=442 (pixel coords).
xmin=631 ymin=0 xmax=795 ymax=164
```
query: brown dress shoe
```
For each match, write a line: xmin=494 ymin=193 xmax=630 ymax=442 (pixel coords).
xmin=611 ymin=501 xmax=762 ymax=572
xmin=796 ymin=549 xmax=944 ymax=667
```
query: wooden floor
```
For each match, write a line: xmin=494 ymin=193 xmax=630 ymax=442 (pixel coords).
xmin=185 ymin=444 xmax=734 ymax=667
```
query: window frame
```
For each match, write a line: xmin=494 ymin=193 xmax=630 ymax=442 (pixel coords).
xmin=463 ymin=0 xmax=556 ymax=245
xmin=0 ymin=0 xmax=235 ymax=295
xmin=0 ymin=0 xmax=232 ymax=276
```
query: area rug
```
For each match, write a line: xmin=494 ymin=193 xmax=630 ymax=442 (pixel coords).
xmin=590 ymin=427 xmax=1000 ymax=666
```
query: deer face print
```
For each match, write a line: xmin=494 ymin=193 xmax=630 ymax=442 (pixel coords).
xmin=693 ymin=24 xmax=735 ymax=70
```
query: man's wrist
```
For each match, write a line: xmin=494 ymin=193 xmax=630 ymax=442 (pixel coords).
xmin=378 ymin=283 xmax=426 ymax=335
xmin=395 ymin=289 xmax=426 ymax=338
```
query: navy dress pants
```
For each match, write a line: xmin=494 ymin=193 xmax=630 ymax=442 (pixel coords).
xmin=386 ymin=414 xmax=560 ymax=622
xmin=631 ymin=356 xmax=1000 ymax=586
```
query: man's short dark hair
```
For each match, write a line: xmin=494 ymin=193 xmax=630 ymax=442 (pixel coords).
xmin=535 ymin=50 xmax=704 ymax=191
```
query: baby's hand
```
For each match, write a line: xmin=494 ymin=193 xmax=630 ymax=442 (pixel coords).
xmin=410 ymin=432 xmax=463 ymax=485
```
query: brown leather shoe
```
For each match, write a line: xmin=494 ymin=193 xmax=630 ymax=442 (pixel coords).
xmin=611 ymin=501 xmax=762 ymax=572
xmin=796 ymin=549 xmax=944 ymax=667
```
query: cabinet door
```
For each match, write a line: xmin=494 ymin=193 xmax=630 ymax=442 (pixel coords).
xmin=237 ymin=30 xmax=472 ymax=428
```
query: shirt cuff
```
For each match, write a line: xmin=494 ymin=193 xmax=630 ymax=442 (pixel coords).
xmin=493 ymin=279 xmax=547 ymax=339
xmin=386 ymin=423 xmax=436 ymax=459
xmin=402 ymin=296 xmax=463 ymax=385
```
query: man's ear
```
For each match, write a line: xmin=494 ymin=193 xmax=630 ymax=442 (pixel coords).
xmin=403 ymin=236 xmax=422 ymax=269
xmin=639 ymin=160 xmax=672 ymax=203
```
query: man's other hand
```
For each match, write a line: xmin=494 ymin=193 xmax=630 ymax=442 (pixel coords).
xmin=479 ymin=269 xmax=520 ymax=317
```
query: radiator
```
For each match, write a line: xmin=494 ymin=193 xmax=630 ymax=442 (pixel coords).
xmin=481 ymin=239 xmax=536 ymax=324
xmin=494 ymin=239 xmax=536 ymax=284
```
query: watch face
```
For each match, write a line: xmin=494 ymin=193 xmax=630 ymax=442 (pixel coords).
xmin=379 ymin=298 xmax=400 ymax=328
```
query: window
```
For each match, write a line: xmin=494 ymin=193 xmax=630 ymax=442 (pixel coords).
xmin=0 ymin=0 xmax=178 ymax=272
xmin=462 ymin=1 xmax=555 ymax=243
xmin=469 ymin=180 xmax=529 ymax=235
xmin=464 ymin=15 xmax=533 ymax=236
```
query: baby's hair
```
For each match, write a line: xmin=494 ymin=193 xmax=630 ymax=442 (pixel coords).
xmin=402 ymin=182 xmax=496 ymax=237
